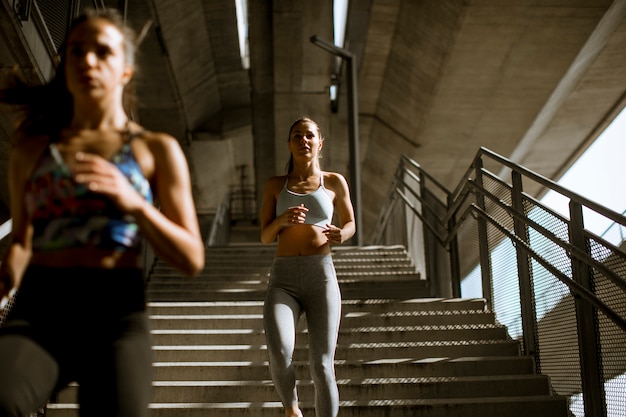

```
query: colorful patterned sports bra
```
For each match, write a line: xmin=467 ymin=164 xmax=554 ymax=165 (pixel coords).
xmin=24 ymin=131 xmax=153 ymax=252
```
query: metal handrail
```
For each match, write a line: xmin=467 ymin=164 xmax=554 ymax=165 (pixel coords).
xmin=371 ymin=147 xmax=626 ymax=417
xmin=401 ymin=154 xmax=451 ymax=197
xmin=478 ymin=147 xmax=626 ymax=226
xmin=206 ymin=191 xmax=232 ymax=247
xmin=472 ymin=201 xmax=626 ymax=332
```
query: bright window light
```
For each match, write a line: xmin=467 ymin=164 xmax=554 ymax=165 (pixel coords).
xmin=541 ymin=105 xmax=626 ymax=242
xmin=334 ymin=0 xmax=349 ymax=47
xmin=234 ymin=0 xmax=249 ymax=69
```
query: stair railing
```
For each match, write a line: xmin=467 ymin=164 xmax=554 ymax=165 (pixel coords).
xmin=0 ymin=220 xmax=13 ymax=326
xmin=229 ymin=184 xmax=257 ymax=223
xmin=371 ymin=146 xmax=626 ymax=417
xmin=206 ymin=190 xmax=232 ymax=247
xmin=370 ymin=155 xmax=460 ymax=298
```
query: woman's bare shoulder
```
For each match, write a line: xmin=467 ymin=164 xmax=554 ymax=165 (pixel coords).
xmin=131 ymin=125 xmax=183 ymax=162
xmin=131 ymin=124 xmax=178 ymax=149
xmin=11 ymin=133 xmax=48 ymax=162
xmin=7 ymin=134 xmax=49 ymax=185
xmin=127 ymin=124 xmax=183 ymax=180
xmin=265 ymin=174 xmax=287 ymax=188
xmin=323 ymin=171 xmax=348 ymax=188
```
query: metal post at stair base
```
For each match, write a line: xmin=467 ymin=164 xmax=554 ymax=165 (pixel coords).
xmin=474 ymin=158 xmax=493 ymax=312
xmin=446 ymin=194 xmax=461 ymax=298
xmin=310 ymin=35 xmax=362 ymax=246
xmin=511 ymin=171 xmax=539 ymax=368
xmin=570 ymin=201 xmax=607 ymax=417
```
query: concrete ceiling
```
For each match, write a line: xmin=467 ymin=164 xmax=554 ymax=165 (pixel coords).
xmin=1 ymin=0 xmax=625 ymax=243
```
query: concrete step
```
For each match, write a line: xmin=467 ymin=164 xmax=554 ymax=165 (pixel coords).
xmin=147 ymin=282 xmax=269 ymax=292
xmin=150 ymin=268 xmax=270 ymax=276
xmin=146 ymin=298 xmax=489 ymax=315
xmin=148 ymin=356 xmax=537 ymax=381
xmin=45 ymin=395 xmax=569 ymax=417
xmin=148 ymin=309 xmax=498 ymax=330
xmin=151 ymin=340 xmax=521 ymax=362
xmin=331 ymin=245 xmax=411 ymax=256
xmin=147 ymin=245 xmax=427 ymax=301
xmin=146 ymin=290 xmax=268 ymax=302
xmin=55 ymin=374 xmax=554 ymax=403
xmin=146 ymin=281 xmax=431 ymax=301
xmin=44 ymin=245 xmax=570 ymax=417
xmin=148 ymin=269 xmax=420 ymax=281
xmin=194 ymin=244 xmax=408 ymax=257
xmin=153 ymin=259 xmax=417 ymax=272
xmin=154 ymin=245 xmax=415 ymax=267
xmin=149 ymin=325 xmax=508 ymax=345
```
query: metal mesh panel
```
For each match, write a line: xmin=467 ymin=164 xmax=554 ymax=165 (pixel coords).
xmin=0 ymin=290 xmax=16 ymax=327
xmin=481 ymin=173 xmax=523 ymax=336
xmin=81 ymin=0 xmax=101 ymax=10
xmin=524 ymin=199 xmax=573 ymax=330
xmin=587 ymin=235 xmax=626 ymax=417
xmin=456 ymin=194 xmax=480 ymax=279
xmin=488 ymin=227 xmax=522 ymax=337
xmin=458 ymin=215 xmax=481 ymax=297
xmin=533 ymin=266 xmax=583 ymax=396
xmin=372 ymin=149 xmax=626 ymax=417
xmin=472 ymin=163 xmax=625 ymax=416
xmin=37 ymin=0 xmax=73 ymax=52
xmin=481 ymin=173 xmax=515 ymax=248
xmin=595 ymin=312 xmax=626 ymax=417
xmin=36 ymin=0 xmax=113 ymax=53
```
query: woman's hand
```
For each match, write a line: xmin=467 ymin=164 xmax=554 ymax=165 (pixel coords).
xmin=323 ymin=224 xmax=344 ymax=244
xmin=72 ymin=151 xmax=147 ymax=214
xmin=280 ymin=204 xmax=309 ymax=227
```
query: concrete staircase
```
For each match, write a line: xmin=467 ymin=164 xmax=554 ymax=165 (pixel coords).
xmin=46 ymin=244 xmax=570 ymax=417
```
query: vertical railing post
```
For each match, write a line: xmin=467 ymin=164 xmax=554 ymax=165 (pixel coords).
xmin=309 ymin=36 xmax=362 ymax=246
xmin=570 ymin=201 xmax=607 ymax=417
xmin=419 ymin=170 xmax=431 ymax=285
xmin=511 ymin=171 xmax=539 ymax=367
xmin=346 ymin=54 xmax=362 ymax=246
xmin=399 ymin=160 xmax=410 ymax=248
xmin=474 ymin=158 xmax=493 ymax=311
xmin=447 ymin=194 xmax=461 ymax=298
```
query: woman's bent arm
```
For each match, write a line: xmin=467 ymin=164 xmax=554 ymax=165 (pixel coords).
xmin=129 ymin=134 xmax=205 ymax=275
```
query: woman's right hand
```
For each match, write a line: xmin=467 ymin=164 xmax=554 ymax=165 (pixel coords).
xmin=280 ymin=204 xmax=309 ymax=227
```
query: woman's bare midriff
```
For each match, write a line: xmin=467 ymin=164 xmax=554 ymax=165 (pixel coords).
xmin=30 ymin=247 xmax=142 ymax=269
xmin=275 ymin=225 xmax=331 ymax=256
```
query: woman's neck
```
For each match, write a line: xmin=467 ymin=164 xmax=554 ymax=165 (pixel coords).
xmin=290 ymin=165 xmax=320 ymax=182
xmin=70 ymin=99 xmax=128 ymax=130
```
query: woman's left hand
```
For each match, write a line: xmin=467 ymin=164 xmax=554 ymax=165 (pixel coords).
xmin=323 ymin=224 xmax=343 ymax=245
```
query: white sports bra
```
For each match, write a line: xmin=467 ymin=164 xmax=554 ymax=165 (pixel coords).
xmin=276 ymin=175 xmax=334 ymax=228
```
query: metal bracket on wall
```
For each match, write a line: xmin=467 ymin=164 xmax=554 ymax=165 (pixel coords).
xmin=13 ymin=0 xmax=32 ymax=22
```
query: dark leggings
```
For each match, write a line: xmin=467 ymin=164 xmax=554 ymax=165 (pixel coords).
xmin=0 ymin=265 xmax=153 ymax=417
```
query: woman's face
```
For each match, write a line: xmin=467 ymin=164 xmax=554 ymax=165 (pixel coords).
xmin=288 ymin=121 xmax=323 ymax=159
xmin=64 ymin=17 xmax=132 ymax=102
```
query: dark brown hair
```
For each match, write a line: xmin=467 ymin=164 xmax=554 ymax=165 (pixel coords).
xmin=0 ymin=8 xmax=138 ymax=140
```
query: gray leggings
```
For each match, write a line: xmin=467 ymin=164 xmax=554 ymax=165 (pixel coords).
xmin=263 ymin=254 xmax=341 ymax=417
